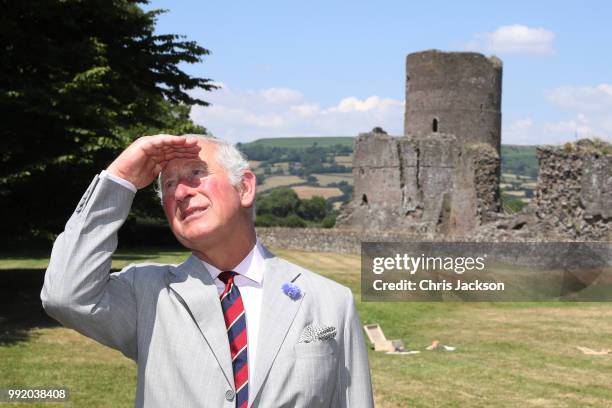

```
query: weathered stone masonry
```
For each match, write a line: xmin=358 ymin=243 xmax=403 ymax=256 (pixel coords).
xmin=337 ymin=50 xmax=502 ymax=235
xmin=404 ymin=50 xmax=503 ymax=150
xmin=533 ymin=140 xmax=611 ymax=240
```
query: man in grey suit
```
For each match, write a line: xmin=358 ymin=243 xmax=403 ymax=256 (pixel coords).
xmin=41 ymin=134 xmax=374 ymax=407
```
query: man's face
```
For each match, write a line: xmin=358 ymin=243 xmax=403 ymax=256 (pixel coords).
xmin=160 ymin=141 xmax=246 ymax=249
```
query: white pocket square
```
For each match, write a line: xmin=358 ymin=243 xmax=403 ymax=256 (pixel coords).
xmin=298 ymin=324 xmax=337 ymax=343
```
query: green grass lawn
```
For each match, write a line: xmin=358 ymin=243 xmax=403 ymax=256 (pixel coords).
xmin=2 ymin=249 xmax=612 ymax=407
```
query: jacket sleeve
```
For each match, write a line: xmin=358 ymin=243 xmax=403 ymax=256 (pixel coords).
xmin=332 ymin=288 xmax=375 ymax=407
xmin=41 ymin=175 xmax=139 ymax=361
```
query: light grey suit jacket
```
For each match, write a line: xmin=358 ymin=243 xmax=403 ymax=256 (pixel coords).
xmin=41 ymin=175 xmax=374 ymax=407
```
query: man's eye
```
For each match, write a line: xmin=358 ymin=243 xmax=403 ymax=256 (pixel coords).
xmin=193 ymin=169 xmax=205 ymax=176
xmin=165 ymin=180 xmax=176 ymax=189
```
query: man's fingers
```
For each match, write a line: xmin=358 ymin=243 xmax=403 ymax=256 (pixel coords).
xmin=142 ymin=141 xmax=200 ymax=158
xmin=146 ymin=135 xmax=199 ymax=149
xmin=139 ymin=135 xmax=203 ymax=176
xmin=152 ymin=149 xmax=200 ymax=160
xmin=158 ymin=146 xmax=201 ymax=154
xmin=145 ymin=150 xmax=200 ymax=165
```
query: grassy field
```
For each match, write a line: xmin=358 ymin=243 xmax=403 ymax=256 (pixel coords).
xmin=257 ymin=175 xmax=304 ymax=192
xmin=334 ymin=155 xmax=353 ymax=165
xmin=501 ymin=145 xmax=538 ymax=179
xmin=2 ymin=249 xmax=612 ymax=407
xmin=292 ymin=185 xmax=344 ymax=199
xmin=504 ymin=190 xmax=526 ymax=197
xmin=312 ymin=172 xmax=353 ymax=186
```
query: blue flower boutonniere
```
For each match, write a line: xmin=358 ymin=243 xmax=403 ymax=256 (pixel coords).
xmin=282 ymin=282 xmax=302 ymax=300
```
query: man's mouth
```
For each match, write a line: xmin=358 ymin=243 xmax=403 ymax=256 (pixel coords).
xmin=181 ymin=206 xmax=209 ymax=221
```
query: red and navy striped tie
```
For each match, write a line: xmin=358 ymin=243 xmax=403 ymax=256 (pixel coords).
xmin=219 ymin=271 xmax=248 ymax=408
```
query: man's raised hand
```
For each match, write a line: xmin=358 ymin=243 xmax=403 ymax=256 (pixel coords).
xmin=106 ymin=135 xmax=201 ymax=189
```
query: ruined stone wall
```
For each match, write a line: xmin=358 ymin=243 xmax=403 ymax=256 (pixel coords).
xmin=336 ymin=129 xmax=500 ymax=235
xmin=533 ymin=140 xmax=611 ymax=240
xmin=447 ymin=143 xmax=499 ymax=234
xmin=352 ymin=131 xmax=402 ymax=208
xmin=404 ymin=50 xmax=502 ymax=151
xmin=256 ymin=227 xmax=419 ymax=254
xmin=415 ymin=133 xmax=458 ymax=228
xmin=338 ymin=130 xmax=420 ymax=232
xmin=469 ymin=143 xmax=501 ymax=222
xmin=337 ymin=49 xmax=503 ymax=236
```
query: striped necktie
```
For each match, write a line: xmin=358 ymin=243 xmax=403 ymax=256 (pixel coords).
xmin=218 ymin=271 xmax=248 ymax=408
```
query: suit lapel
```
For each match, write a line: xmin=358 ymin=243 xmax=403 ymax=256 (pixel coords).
xmin=165 ymin=255 xmax=234 ymax=387
xmin=250 ymin=254 xmax=304 ymax=406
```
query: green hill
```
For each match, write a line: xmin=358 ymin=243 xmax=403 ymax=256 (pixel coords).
xmin=501 ymin=145 xmax=538 ymax=179
xmin=241 ymin=137 xmax=539 ymax=179
xmin=246 ymin=136 xmax=354 ymax=148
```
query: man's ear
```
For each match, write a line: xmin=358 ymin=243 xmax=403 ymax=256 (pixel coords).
xmin=239 ymin=170 xmax=257 ymax=208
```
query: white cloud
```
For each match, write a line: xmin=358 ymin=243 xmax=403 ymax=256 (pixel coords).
xmin=260 ymin=88 xmax=303 ymax=104
xmin=504 ymin=117 xmax=534 ymax=144
xmin=190 ymin=83 xmax=612 ymax=145
xmin=328 ymin=96 xmax=402 ymax=113
xmin=290 ymin=103 xmax=320 ymax=116
xmin=504 ymin=82 xmax=612 ymax=144
xmin=541 ymin=84 xmax=612 ymax=143
xmin=190 ymin=85 xmax=403 ymax=143
xmin=465 ymin=24 xmax=555 ymax=55
xmin=547 ymin=84 xmax=612 ymax=111
xmin=542 ymin=114 xmax=611 ymax=143
xmin=543 ymin=114 xmax=594 ymax=136
xmin=503 ymin=114 xmax=611 ymax=145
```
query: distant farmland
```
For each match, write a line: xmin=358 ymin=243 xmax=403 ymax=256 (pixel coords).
xmin=244 ymin=137 xmax=537 ymax=179
xmin=246 ymin=136 xmax=354 ymax=148
xmin=244 ymin=137 xmax=539 ymax=210
xmin=258 ymin=175 xmax=304 ymax=192
xmin=292 ymin=186 xmax=344 ymax=199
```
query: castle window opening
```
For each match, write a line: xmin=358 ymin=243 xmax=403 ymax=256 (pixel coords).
xmin=432 ymin=118 xmax=438 ymax=132
xmin=361 ymin=194 xmax=368 ymax=205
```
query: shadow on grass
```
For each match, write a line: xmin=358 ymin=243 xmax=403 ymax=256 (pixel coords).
xmin=0 ymin=268 xmax=58 ymax=346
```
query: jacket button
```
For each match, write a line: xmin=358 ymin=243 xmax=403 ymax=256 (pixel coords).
xmin=225 ymin=390 xmax=235 ymax=401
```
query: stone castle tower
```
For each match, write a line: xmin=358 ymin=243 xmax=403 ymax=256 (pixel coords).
xmin=337 ymin=50 xmax=503 ymax=235
xmin=404 ymin=51 xmax=503 ymax=151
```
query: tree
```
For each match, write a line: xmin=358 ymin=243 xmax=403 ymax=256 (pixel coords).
xmin=305 ymin=175 xmax=318 ymax=185
xmin=298 ymin=196 xmax=326 ymax=221
xmin=256 ymin=188 xmax=300 ymax=218
xmin=0 ymin=0 xmax=215 ymax=243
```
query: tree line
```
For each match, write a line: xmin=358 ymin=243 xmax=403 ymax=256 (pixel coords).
xmin=1 ymin=0 xmax=215 ymax=247
xmin=237 ymin=143 xmax=352 ymax=177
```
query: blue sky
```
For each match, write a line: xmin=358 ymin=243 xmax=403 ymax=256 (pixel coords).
xmin=147 ymin=0 xmax=612 ymax=145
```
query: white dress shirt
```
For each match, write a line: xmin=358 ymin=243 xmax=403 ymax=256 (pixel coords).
xmin=99 ymin=171 xmax=265 ymax=384
xmin=199 ymin=242 xmax=265 ymax=385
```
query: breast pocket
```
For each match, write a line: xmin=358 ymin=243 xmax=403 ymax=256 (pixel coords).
xmin=294 ymin=340 xmax=336 ymax=358
xmin=292 ymin=340 xmax=339 ymax=406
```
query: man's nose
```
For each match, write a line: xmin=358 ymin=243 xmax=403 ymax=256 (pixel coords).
xmin=174 ymin=180 xmax=196 ymax=201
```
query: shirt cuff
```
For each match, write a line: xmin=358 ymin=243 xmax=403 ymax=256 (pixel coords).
xmin=100 ymin=170 xmax=137 ymax=193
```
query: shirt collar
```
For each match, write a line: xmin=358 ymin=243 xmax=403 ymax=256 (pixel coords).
xmin=199 ymin=239 xmax=264 ymax=285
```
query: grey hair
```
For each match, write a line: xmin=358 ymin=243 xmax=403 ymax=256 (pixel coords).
xmin=155 ymin=134 xmax=251 ymax=201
